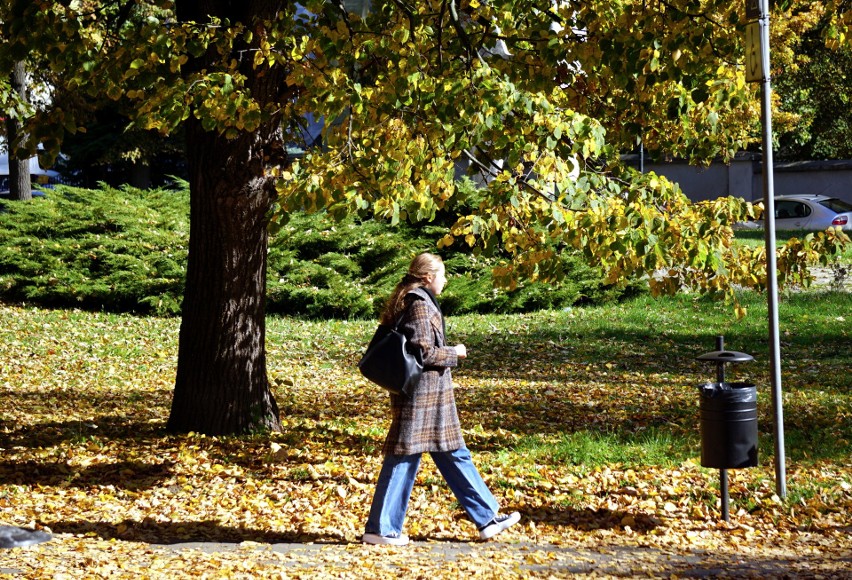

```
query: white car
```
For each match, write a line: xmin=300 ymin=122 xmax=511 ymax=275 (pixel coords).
xmin=738 ymin=195 xmax=852 ymax=231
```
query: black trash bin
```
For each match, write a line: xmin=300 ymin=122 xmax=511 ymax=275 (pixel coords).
xmin=696 ymin=337 xmax=759 ymax=521
xmin=698 ymin=381 xmax=758 ymax=469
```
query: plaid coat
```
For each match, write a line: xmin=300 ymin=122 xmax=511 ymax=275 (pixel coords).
xmin=382 ymin=287 xmax=465 ymax=455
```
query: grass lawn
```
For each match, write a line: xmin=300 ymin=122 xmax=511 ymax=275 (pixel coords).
xmin=0 ymin=288 xmax=850 ymax=577
xmin=735 ymin=228 xmax=852 ymax=262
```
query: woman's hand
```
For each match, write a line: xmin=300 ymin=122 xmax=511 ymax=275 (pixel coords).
xmin=454 ymin=344 xmax=467 ymax=359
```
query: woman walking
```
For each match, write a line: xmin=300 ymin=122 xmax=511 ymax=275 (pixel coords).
xmin=362 ymin=252 xmax=520 ymax=546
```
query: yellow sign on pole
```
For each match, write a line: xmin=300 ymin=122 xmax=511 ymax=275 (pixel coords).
xmin=745 ymin=21 xmax=763 ymax=82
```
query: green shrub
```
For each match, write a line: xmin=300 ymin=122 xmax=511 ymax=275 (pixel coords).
xmin=265 ymin=216 xmax=433 ymax=318
xmin=0 ymin=184 xmax=188 ymax=315
xmin=0 ymin=183 xmax=643 ymax=317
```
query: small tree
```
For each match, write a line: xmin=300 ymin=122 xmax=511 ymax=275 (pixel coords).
xmin=4 ymin=60 xmax=32 ymax=201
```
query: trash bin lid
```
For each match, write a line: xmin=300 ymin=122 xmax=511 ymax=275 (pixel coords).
xmin=696 ymin=350 xmax=754 ymax=363
xmin=698 ymin=381 xmax=757 ymax=393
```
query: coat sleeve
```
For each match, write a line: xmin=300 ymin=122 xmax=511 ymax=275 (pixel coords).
xmin=401 ymin=298 xmax=458 ymax=369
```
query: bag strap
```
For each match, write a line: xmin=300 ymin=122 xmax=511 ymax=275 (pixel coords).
xmin=391 ymin=295 xmax=415 ymax=330
xmin=391 ymin=311 xmax=404 ymax=331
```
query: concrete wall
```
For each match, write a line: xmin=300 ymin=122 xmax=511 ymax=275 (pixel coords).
xmin=626 ymin=155 xmax=852 ymax=205
xmin=769 ymin=160 xmax=852 ymax=203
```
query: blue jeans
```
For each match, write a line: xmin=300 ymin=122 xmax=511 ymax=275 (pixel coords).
xmin=365 ymin=446 xmax=499 ymax=536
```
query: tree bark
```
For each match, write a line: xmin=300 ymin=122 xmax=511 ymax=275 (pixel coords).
xmin=6 ymin=60 xmax=32 ymax=201
xmin=167 ymin=117 xmax=282 ymax=435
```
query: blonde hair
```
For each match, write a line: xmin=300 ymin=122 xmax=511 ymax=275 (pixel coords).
xmin=380 ymin=252 xmax=444 ymax=326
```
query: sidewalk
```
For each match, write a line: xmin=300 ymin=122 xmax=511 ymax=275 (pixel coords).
xmin=3 ymin=537 xmax=850 ymax=577
xmin=146 ymin=539 xmax=844 ymax=578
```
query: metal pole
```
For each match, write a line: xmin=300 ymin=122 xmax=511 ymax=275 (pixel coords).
xmin=715 ymin=335 xmax=725 ymax=383
xmin=715 ymin=334 xmax=730 ymax=520
xmin=758 ymin=0 xmax=787 ymax=498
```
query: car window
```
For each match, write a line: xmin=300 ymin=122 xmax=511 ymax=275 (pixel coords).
xmin=775 ymin=200 xmax=805 ymax=219
xmin=819 ymin=198 xmax=852 ymax=213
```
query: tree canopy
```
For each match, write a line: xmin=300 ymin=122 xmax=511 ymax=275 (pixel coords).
xmin=275 ymin=0 xmax=850 ymax=308
xmin=2 ymin=1 xmax=849 ymax=304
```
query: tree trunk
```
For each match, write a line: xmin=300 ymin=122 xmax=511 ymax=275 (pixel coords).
xmin=128 ymin=161 xmax=151 ymax=189
xmin=166 ymin=117 xmax=282 ymax=435
xmin=166 ymin=0 xmax=294 ymax=435
xmin=6 ymin=61 xmax=32 ymax=201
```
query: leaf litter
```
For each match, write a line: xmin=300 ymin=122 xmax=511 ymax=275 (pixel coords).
xmin=0 ymin=304 xmax=850 ymax=578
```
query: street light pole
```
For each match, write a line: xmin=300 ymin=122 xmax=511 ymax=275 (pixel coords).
xmin=756 ymin=0 xmax=787 ymax=499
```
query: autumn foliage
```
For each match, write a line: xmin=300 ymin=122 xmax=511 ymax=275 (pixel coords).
xmin=1 ymin=288 xmax=850 ymax=576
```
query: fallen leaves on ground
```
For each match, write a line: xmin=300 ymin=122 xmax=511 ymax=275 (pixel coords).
xmin=0 ymin=304 xmax=850 ymax=578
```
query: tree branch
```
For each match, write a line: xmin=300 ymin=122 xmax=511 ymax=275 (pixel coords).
xmin=391 ymin=0 xmax=418 ymax=45
xmin=448 ymin=0 xmax=487 ymax=67
xmin=462 ymin=148 xmax=555 ymax=203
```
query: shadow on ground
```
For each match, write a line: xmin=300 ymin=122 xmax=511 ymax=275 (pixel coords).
xmin=0 ymin=459 xmax=174 ymax=490
xmin=44 ymin=519 xmax=346 ymax=545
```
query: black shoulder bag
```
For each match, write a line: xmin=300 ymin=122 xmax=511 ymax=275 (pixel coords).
xmin=358 ymin=317 xmax=423 ymax=397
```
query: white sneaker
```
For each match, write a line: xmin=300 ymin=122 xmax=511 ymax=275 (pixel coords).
xmin=361 ymin=532 xmax=410 ymax=546
xmin=478 ymin=512 xmax=521 ymax=540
